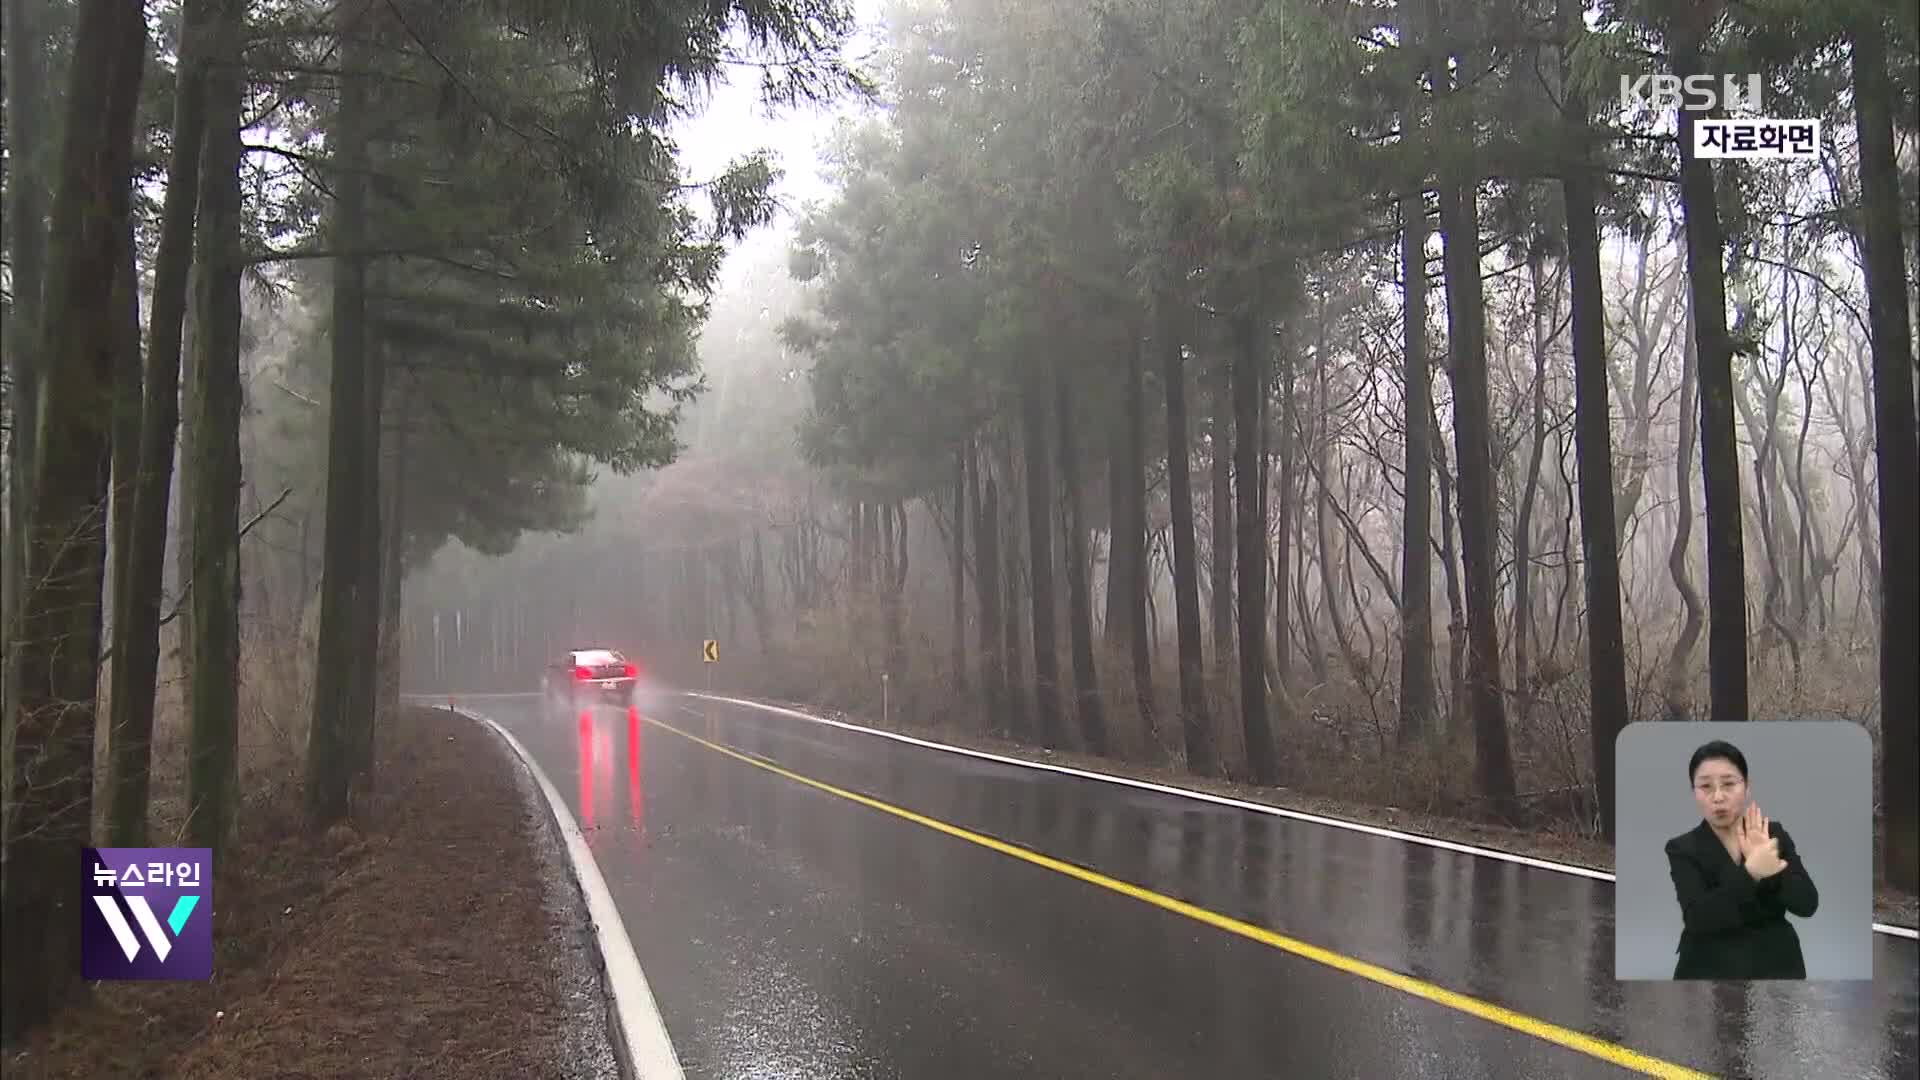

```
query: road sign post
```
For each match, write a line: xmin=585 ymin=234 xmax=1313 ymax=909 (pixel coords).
xmin=702 ymin=640 xmax=718 ymax=731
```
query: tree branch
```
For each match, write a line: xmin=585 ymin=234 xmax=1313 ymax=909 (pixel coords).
xmin=112 ymin=488 xmax=298 ymax=661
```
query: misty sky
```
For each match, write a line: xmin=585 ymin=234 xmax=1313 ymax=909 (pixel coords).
xmin=670 ymin=3 xmax=889 ymax=291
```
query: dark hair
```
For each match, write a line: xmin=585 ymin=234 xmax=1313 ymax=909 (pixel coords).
xmin=1688 ymin=740 xmax=1748 ymax=783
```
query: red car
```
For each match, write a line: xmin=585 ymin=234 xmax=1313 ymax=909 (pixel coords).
xmin=543 ymin=648 xmax=641 ymax=710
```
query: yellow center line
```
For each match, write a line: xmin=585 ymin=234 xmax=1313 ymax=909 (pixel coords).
xmin=647 ymin=715 xmax=1714 ymax=1080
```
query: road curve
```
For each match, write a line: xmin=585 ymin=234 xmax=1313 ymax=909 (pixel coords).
xmin=456 ymin=689 xmax=1918 ymax=1080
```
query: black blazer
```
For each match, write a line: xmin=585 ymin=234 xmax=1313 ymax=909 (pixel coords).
xmin=1665 ymin=819 xmax=1819 ymax=980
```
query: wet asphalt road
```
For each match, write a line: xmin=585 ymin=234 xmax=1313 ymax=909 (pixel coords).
xmin=462 ymin=690 xmax=1919 ymax=1080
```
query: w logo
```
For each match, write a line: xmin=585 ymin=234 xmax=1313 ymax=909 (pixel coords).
xmin=82 ymin=847 xmax=213 ymax=981
xmin=91 ymin=893 xmax=201 ymax=962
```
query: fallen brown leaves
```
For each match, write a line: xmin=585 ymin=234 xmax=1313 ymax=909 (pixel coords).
xmin=10 ymin=706 xmax=611 ymax=1080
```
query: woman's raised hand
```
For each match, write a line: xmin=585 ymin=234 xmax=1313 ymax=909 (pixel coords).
xmin=1740 ymin=804 xmax=1786 ymax=879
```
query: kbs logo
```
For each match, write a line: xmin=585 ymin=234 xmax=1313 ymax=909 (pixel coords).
xmin=1619 ymin=74 xmax=1763 ymax=113
xmin=82 ymin=848 xmax=213 ymax=980
xmin=1618 ymin=74 xmax=1820 ymax=160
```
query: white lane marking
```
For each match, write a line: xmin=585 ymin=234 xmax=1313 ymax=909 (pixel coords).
xmin=685 ymin=692 xmax=1920 ymax=943
xmin=451 ymin=704 xmax=686 ymax=1078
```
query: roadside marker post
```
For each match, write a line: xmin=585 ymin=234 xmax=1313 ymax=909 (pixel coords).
xmin=702 ymin=640 xmax=718 ymax=733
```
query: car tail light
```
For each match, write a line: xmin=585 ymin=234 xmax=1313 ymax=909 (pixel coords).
xmin=623 ymin=663 xmax=638 ymax=678
xmin=574 ymin=666 xmax=592 ymax=681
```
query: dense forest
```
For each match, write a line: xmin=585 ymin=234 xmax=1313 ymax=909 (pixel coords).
xmin=1 ymin=0 xmax=1914 ymax=1046
xmin=404 ymin=0 xmax=1918 ymax=897
xmin=0 ymin=0 xmax=861 ymax=1040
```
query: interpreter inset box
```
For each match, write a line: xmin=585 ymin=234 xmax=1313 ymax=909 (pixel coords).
xmin=1613 ymin=721 xmax=1872 ymax=981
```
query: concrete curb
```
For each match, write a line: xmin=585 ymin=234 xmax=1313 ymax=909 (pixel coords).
xmin=450 ymin=703 xmax=685 ymax=1079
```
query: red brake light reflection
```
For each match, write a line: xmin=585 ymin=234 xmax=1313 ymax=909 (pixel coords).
xmin=578 ymin=711 xmax=593 ymax=829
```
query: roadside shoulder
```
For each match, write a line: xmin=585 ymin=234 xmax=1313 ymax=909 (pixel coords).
xmin=11 ymin=706 xmax=623 ymax=1080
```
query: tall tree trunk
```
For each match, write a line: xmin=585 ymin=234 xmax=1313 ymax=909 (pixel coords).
xmin=107 ymin=208 xmax=142 ymax=748
xmin=1273 ymin=332 xmax=1298 ymax=704
xmin=877 ymin=504 xmax=893 ymax=678
xmin=1259 ymin=362 xmax=1278 ymax=703
xmin=1437 ymin=154 xmax=1518 ymax=817
xmin=1550 ymin=439 xmax=1579 ymax=663
xmin=1671 ymin=28 xmax=1749 ymax=726
xmin=1209 ymin=361 xmax=1234 ymax=678
xmin=687 ymin=546 xmax=707 ymax=638
xmin=863 ymin=502 xmax=879 ymax=597
xmin=1432 ymin=420 xmax=1467 ymax=732
xmin=1159 ymin=295 xmax=1217 ymax=775
xmin=722 ymin=542 xmax=738 ymax=646
xmin=376 ymin=399 xmax=408 ymax=729
xmin=1560 ymin=45 xmax=1631 ymax=840
xmin=1104 ymin=440 xmax=1130 ymax=651
xmin=1022 ymin=368 xmax=1063 ymax=747
xmin=748 ymin=528 xmax=773 ymax=659
xmin=1123 ymin=333 xmax=1157 ymax=744
xmin=1782 ymin=359 xmax=1829 ymax=638
xmin=1001 ymin=439 xmax=1031 ymax=739
xmin=1399 ymin=193 xmax=1437 ymax=744
xmin=185 ymin=0 xmax=245 ymax=852
xmin=1293 ymin=506 xmax=1328 ymax=684
xmin=1 ymin=0 xmax=52 ymax=753
xmin=1232 ymin=313 xmax=1275 ymax=785
xmin=1664 ymin=308 xmax=1706 ymax=718
xmin=0 ymin=0 xmax=147 ymax=1039
xmin=175 ymin=268 xmax=198 ymax=676
xmin=1512 ymin=254 xmax=1551 ymax=710
xmin=106 ymin=0 xmax=215 ymax=846
xmin=848 ymin=500 xmax=864 ymax=597
xmin=350 ymin=330 xmax=387 ymax=785
xmin=974 ymin=452 xmax=1007 ymax=734
xmin=1850 ymin=19 xmax=1919 ymax=893
xmin=1311 ymin=312 xmax=1357 ymax=676
xmin=951 ymin=447 xmax=968 ymax=693
xmin=306 ymin=0 xmax=373 ymax=829
xmin=867 ymin=503 xmax=879 ymax=599
xmin=1737 ymin=353 xmax=1800 ymax=673
xmin=1611 ymin=219 xmax=1677 ymax=543
xmin=1145 ymin=531 xmax=1161 ymax=649
xmin=885 ymin=500 xmax=908 ymax=684
xmin=1055 ymin=369 xmax=1107 ymax=754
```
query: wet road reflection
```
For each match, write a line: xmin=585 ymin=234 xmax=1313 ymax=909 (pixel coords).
xmin=480 ymin=693 xmax=1917 ymax=1080
xmin=627 ymin=706 xmax=644 ymax=833
xmin=577 ymin=710 xmax=593 ymax=831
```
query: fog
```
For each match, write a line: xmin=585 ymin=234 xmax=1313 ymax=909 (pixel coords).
xmin=376 ymin=2 xmax=1916 ymax=844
